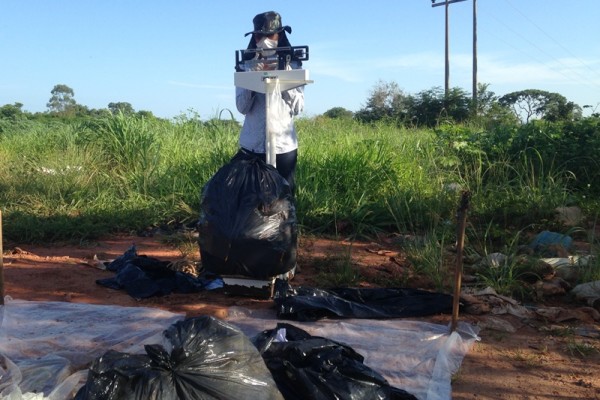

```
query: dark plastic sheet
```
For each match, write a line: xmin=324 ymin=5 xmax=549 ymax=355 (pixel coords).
xmin=96 ymin=245 xmax=222 ymax=299
xmin=273 ymin=280 xmax=454 ymax=321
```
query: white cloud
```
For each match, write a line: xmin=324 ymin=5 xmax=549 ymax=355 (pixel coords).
xmin=475 ymin=54 xmax=600 ymax=88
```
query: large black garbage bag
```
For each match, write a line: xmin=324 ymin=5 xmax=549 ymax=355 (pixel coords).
xmin=253 ymin=323 xmax=418 ymax=400
xmin=198 ymin=151 xmax=297 ymax=279
xmin=96 ymin=245 xmax=222 ymax=299
xmin=273 ymin=280 xmax=454 ymax=321
xmin=75 ymin=316 xmax=284 ymax=400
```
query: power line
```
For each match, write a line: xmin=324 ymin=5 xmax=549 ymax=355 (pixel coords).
xmin=485 ymin=10 xmax=600 ymax=93
xmin=503 ymin=0 xmax=600 ymax=82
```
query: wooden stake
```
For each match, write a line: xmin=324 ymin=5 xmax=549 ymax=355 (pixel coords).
xmin=451 ymin=191 xmax=470 ymax=332
xmin=0 ymin=209 xmax=4 ymax=305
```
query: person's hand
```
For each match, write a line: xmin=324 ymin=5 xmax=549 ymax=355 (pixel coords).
xmin=251 ymin=62 xmax=265 ymax=71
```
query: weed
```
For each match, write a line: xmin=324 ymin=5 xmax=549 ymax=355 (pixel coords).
xmin=474 ymin=228 xmax=536 ymax=299
xmin=566 ymin=339 xmax=598 ymax=358
xmin=404 ymin=229 xmax=452 ymax=291
xmin=2 ymin=115 xmax=599 ymax=244
xmin=578 ymin=216 xmax=600 ymax=283
xmin=160 ymin=232 xmax=200 ymax=261
xmin=545 ymin=326 xmax=575 ymax=338
xmin=313 ymin=243 xmax=360 ymax=287
xmin=508 ymin=349 xmax=546 ymax=368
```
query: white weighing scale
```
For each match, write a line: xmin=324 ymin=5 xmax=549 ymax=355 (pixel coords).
xmin=234 ymin=46 xmax=313 ymax=167
xmin=219 ymin=46 xmax=313 ymax=297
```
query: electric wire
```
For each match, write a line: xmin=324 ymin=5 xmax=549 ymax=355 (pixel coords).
xmin=485 ymin=3 xmax=600 ymax=94
xmin=503 ymin=0 xmax=600 ymax=82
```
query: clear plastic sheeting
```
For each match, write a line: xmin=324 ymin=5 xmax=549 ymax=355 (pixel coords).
xmin=226 ymin=307 xmax=480 ymax=400
xmin=0 ymin=297 xmax=184 ymax=400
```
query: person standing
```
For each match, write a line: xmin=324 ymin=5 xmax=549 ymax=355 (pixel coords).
xmin=235 ymin=11 xmax=304 ymax=195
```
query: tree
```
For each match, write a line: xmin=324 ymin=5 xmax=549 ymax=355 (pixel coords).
xmin=323 ymin=107 xmax=354 ymax=119
xmin=473 ymin=83 xmax=497 ymax=116
xmin=406 ymin=87 xmax=444 ymax=127
xmin=47 ymin=84 xmax=77 ymax=114
xmin=355 ymin=80 xmax=409 ymax=123
xmin=108 ymin=102 xmax=135 ymax=115
xmin=444 ymin=87 xmax=471 ymax=123
xmin=407 ymin=86 xmax=471 ymax=127
xmin=136 ymin=110 xmax=155 ymax=119
xmin=0 ymin=102 xmax=24 ymax=119
xmin=499 ymin=89 xmax=580 ymax=123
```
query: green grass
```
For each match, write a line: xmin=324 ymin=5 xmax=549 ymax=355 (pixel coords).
xmin=312 ymin=242 xmax=360 ymax=287
xmin=1 ymin=114 xmax=599 ymax=259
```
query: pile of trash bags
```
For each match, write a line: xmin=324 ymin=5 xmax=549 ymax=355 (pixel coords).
xmin=75 ymin=316 xmax=418 ymax=400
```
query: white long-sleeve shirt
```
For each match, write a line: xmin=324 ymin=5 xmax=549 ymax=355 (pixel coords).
xmin=236 ymin=84 xmax=304 ymax=154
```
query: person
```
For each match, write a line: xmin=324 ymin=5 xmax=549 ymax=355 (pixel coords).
xmin=235 ymin=11 xmax=304 ymax=195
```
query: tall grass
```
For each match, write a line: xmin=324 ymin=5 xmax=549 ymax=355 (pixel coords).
xmin=0 ymin=114 xmax=596 ymax=244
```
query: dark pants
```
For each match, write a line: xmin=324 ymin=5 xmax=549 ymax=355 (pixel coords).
xmin=238 ymin=148 xmax=297 ymax=195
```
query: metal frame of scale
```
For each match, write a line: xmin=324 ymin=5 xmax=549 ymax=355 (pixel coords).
xmin=234 ymin=46 xmax=313 ymax=167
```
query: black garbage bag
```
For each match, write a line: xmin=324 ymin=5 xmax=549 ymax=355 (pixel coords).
xmin=105 ymin=244 xmax=138 ymax=272
xmin=96 ymin=245 xmax=222 ymax=299
xmin=198 ymin=151 xmax=297 ymax=279
xmin=75 ymin=316 xmax=284 ymax=400
xmin=252 ymin=323 xmax=418 ymax=400
xmin=273 ymin=280 xmax=454 ymax=321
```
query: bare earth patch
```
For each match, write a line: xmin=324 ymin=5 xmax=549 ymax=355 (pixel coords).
xmin=2 ymin=234 xmax=599 ymax=399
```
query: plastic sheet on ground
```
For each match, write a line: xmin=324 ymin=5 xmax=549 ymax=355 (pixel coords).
xmin=0 ymin=298 xmax=479 ymax=400
xmin=226 ymin=307 xmax=480 ymax=400
xmin=0 ymin=297 xmax=184 ymax=400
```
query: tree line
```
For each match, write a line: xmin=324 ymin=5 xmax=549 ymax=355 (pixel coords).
xmin=0 ymin=84 xmax=154 ymax=121
xmin=324 ymin=81 xmax=595 ymax=127
xmin=1 ymin=81 xmax=598 ymax=128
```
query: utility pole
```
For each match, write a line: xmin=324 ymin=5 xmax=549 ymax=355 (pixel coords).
xmin=432 ymin=0 xmax=468 ymax=98
xmin=472 ymin=0 xmax=478 ymax=110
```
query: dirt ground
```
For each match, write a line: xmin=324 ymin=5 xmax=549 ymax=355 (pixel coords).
xmin=2 ymin=233 xmax=599 ymax=399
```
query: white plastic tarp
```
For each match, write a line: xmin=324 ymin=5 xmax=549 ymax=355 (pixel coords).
xmin=226 ymin=307 xmax=480 ymax=400
xmin=0 ymin=298 xmax=479 ymax=400
xmin=0 ymin=298 xmax=184 ymax=400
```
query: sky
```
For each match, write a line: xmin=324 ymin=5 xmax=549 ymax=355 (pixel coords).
xmin=1 ymin=0 xmax=599 ymax=120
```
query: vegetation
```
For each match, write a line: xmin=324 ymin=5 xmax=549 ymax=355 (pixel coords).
xmin=1 ymin=82 xmax=599 ymax=296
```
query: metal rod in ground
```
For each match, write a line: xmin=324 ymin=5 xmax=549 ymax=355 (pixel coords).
xmin=0 ymin=209 xmax=4 ymax=306
xmin=451 ymin=191 xmax=470 ymax=332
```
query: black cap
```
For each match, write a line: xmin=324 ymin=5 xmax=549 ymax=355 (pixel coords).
xmin=244 ymin=11 xmax=292 ymax=37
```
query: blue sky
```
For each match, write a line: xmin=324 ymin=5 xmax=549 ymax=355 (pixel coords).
xmin=1 ymin=1 xmax=599 ymax=120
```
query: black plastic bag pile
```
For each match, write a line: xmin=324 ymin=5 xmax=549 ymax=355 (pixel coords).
xmin=96 ymin=245 xmax=222 ymax=299
xmin=75 ymin=316 xmax=284 ymax=400
xmin=198 ymin=151 xmax=297 ymax=279
xmin=253 ymin=323 xmax=418 ymax=400
xmin=273 ymin=279 xmax=454 ymax=321
xmin=75 ymin=316 xmax=419 ymax=400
